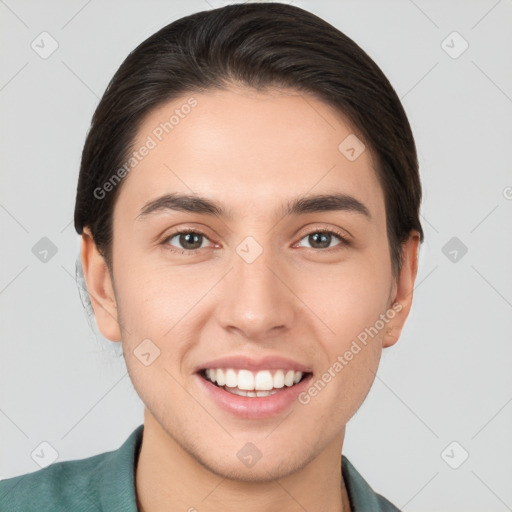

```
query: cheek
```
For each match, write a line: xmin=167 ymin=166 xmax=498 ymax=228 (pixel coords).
xmin=313 ymin=254 xmax=392 ymax=337
xmin=299 ymin=269 xmax=387 ymax=418
xmin=114 ymin=266 xmax=202 ymax=406
xmin=113 ymin=257 xmax=217 ymax=365
xmin=110 ymin=220 xmax=183 ymax=335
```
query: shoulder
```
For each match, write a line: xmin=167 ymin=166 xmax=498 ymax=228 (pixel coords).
xmin=0 ymin=451 xmax=110 ymax=511
xmin=342 ymin=455 xmax=402 ymax=512
xmin=0 ymin=425 xmax=144 ymax=512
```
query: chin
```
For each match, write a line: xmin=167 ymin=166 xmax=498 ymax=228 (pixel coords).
xmin=202 ymin=456 xmax=307 ymax=483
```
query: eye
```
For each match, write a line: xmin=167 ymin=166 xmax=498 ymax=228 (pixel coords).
xmin=161 ymin=227 xmax=351 ymax=255
xmin=162 ymin=230 xmax=213 ymax=254
xmin=295 ymin=228 xmax=351 ymax=250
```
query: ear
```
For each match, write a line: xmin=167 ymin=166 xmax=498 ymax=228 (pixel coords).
xmin=80 ymin=227 xmax=121 ymax=342
xmin=382 ymin=231 xmax=421 ymax=348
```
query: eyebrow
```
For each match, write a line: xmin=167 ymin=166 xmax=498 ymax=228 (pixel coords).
xmin=136 ymin=192 xmax=371 ymax=221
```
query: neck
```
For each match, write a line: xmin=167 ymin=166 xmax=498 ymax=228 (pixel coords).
xmin=135 ymin=411 xmax=351 ymax=512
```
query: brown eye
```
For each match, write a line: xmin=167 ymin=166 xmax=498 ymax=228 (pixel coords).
xmin=164 ymin=231 xmax=211 ymax=252
xmin=296 ymin=229 xmax=350 ymax=250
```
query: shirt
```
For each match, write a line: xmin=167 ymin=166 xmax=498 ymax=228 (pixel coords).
xmin=0 ymin=424 xmax=401 ymax=511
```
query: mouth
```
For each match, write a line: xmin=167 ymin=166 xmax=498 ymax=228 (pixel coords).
xmin=194 ymin=355 xmax=314 ymax=418
xmin=198 ymin=367 xmax=313 ymax=397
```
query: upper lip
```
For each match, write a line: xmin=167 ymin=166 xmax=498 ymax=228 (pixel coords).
xmin=195 ymin=355 xmax=312 ymax=374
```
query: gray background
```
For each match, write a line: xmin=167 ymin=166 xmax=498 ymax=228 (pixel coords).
xmin=1 ymin=1 xmax=511 ymax=510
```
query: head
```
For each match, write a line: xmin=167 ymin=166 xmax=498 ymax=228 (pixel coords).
xmin=75 ymin=3 xmax=423 ymax=481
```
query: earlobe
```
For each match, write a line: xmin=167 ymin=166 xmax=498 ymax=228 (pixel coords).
xmin=382 ymin=231 xmax=421 ymax=348
xmin=383 ymin=319 xmax=398 ymax=348
xmin=80 ymin=227 xmax=122 ymax=342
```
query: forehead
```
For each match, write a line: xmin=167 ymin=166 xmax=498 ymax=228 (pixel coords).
xmin=116 ymin=86 xmax=384 ymax=221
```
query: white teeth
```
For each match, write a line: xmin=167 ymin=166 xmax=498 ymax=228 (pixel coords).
xmin=225 ymin=387 xmax=278 ymax=397
xmin=254 ymin=370 xmax=273 ymax=390
xmin=237 ymin=370 xmax=254 ymax=390
xmin=256 ymin=390 xmax=277 ymax=397
xmin=273 ymin=370 xmax=285 ymax=388
xmin=204 ymin=368 xmax=305 ymax=391
xmin=225 ymin=369 xmax=237 ymax=388
xmin=216 ymin=368 xmax=226 ymax=386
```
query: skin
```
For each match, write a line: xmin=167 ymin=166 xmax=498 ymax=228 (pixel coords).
xmin=81 ymin=85 xmax=420 ymax=512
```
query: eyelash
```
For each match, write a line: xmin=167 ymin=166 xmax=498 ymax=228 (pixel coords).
xmin=161 ymin=227 xmax=351 ymax=255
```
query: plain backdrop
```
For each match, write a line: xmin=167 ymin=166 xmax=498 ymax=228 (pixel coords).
xmin=1 ymin=1 xmax=511 ymax=511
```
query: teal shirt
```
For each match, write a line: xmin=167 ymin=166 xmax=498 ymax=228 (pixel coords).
xmin=0 ymin=425 xmax=401 ymax=511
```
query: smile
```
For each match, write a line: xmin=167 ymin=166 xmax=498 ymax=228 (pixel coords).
xmin=197 ymin=365 xmax=313 ymax=418
xmin=201 ymin=368 xmax=308 ymax=397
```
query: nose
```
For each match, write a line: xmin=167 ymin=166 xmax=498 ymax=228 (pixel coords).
xmin=216 ymin=246 xmax=296 ymax=342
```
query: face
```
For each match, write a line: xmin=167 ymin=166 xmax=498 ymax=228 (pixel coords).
xmin=83 ymin=85 xmax=418 ymax=482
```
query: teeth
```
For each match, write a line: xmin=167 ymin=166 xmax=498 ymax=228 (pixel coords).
xmin=256 ymin=390 xmax=277 ymax=397
xmin=225 ymin=387 xmax=279 ymax=397
xmin=274 ymin=370 xmax=285 ymax=388
xmin=204 ymin=368 xmax=305 ymax=391
xmin=238 ymin=369 xmax=254 ymax=390
xmin=225 ymin=369 xmax=237 ymax=388
xmin=216 ymin=369 xmax=226 ymax=386
xmin=254 ymin=370 xmax=273 ymax=390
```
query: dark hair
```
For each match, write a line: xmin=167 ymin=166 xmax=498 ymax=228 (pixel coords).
xmin=74 ymin=2 xmax=424 ymax=278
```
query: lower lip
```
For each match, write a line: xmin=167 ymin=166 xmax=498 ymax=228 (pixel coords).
xmin=196 ymin=373 xmax=313 ymax=419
